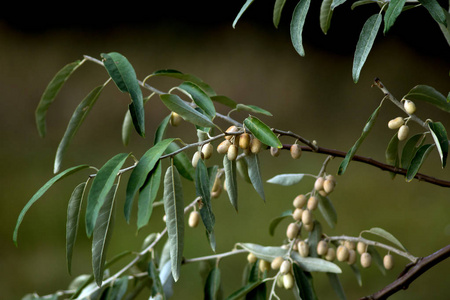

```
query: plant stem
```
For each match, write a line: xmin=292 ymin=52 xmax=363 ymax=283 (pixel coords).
xmin=183 ymin=249 xmax=248 ymax=264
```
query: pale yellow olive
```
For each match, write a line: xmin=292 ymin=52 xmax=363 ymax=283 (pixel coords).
xmin=383 ymin=254 xmax=394 ymax=270
xmin=314 ymin=177 xmax=324 ymax=191
xmin=293 ymin=194 xmax=307 ymax=209
xmin=388 ymin=117 xmax=404 ymax=129
xmin=357 ymin=241 xmax=367 ymax=255
xmin=347 ymin=249 xmax=356 ymax=265
xmin=280 ymin=260 xmax=291 ymax=275
xmin=398 ymin=125 xmax=409 ymax=141
xmin=225 ymin=125 xmax=238 ymax=140
xmin=298 ymin=241 xmax=310 ymax=257
xmin=317 ymin=240 xmax=329 ymax=256
xmin=271 ymin=256 xmax=284 ymax=270
xmin=301 ymin=209 xmax=313 ymax=225
xmin=259 ymin=259 xmax=271 ymax=272
xmin=325 ymin=247 xmax=336 ymax=261
xmin=337 ymin=245 xmax=350 ymax=262
xmin=247 ymin=252 xmax=257 ymax=264
xmin=307 ymin=196 xmax=319 ymax=211
xmin=323 ymin=179 xmax=336 ymax=194
xmin=217 ymin=139 xmax=231 ymax=154
xmin=239 ymin=133 xmax=250 ymax=149
xmin=227 ymin=144 xmax=239 ymax=161
xmin=188 ymin=211 xmax=200 ymax=228
xmin=292 ymin=208 xmax=303 ymax=221
xmin=403 ymin=99 xmax=416 ymax=114
xmin=360 ymin=252 xmax=372 ymax=268
xmin=250 ymin=138 xmax=262 ymax=154
xmin=170 ymin=112 xmax=182 ymax=126
xmin=201 ymin=143 xmax=213 ymax=160
xmin=290 ymin=144 xmax=302 ymax=159
xmin=283 ymin=273 xmax=294 ymax=290
xmin=286 ymin=222 xmax=300 ymax=240
xmin=191 ymin=151 xmax=203 ymax=168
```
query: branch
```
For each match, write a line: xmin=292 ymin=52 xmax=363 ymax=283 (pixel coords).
xmin=360 ymin=244 xmax=450 ymax=300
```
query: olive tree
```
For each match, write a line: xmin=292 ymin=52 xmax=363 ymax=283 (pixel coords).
xmin=14 ymin=1 xmax=450 ymax=299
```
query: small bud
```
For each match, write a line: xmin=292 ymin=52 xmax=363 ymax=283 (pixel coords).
xmin=250 ymin=138 xmax=262 ymax=154
xmin=314 ymin=177 xmax=324 ymax=191
xmin=307 ymin=196 xmax=319 ymax=211
xmin=283 ymin=273 xmax=294 ymax=290
xmin=323 ymin=179 xmax=336 ymax=194
xmin=225 ymin=126 xmax=238 ymax=140
xmin=347 ymin=249 xmax=356 ymax=265
xmin=271 ymin=256 xmax=284 ymax=270
xmin=336 ymin=245 xmax=349 ymax=262
xmin=290 ymin=144 xmax=302 ymax=159
xmin=292 ymin=208 xmax=303 ymax=221
xmin=298 ymin=241 xmax=309 ymax=257
xmin=383 ymin=254 xmax=394 ymax=270
xmin=398 ymin=125 xmax=409 ymax=141
xmin=192 ymin=151 xmax=203 ymax=168
xmin=325 ymin=247 xmax=336 ymax=261
xmin=217 ymin=139 xmax=231 ymax=154
xmin=201 ymin=143 xmax=213 ymax=160
xmin=188 ymin=211 xmax=200 ymax=228
xmin=301 ymin=209 xmax=313 ymax=225
xmin=403 ymin=99 xmax=416 ymax=114
xmin=388 ymin=117 xmax=404 ymax=129
xmin=317 ymin=240 xmax=329 ymax=256
xmin=286 ymin=222 xmax=300 ymax=240
xmin=259 ymin=259 xmax=271 ymax=272
xmin=360 ymin=252 xmax=372 ymax=268
xmin=227 ymin=144 xmax=239 ymax=161
xmin=293 ymin=194 xmax=307 ymax=209
xmin=170 ymin=112 xmax=182 ymax=126
xmin=357 ymin=242 xmax=366 ymax=255
xmin=247 ymin=252 xmax=257 ymax=264
xmin=280 ymin=260 xmax=291 ymax=275
xmin=239 ymin=133 xmax=250 ymax=149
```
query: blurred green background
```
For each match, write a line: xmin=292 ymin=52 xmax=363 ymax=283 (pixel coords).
xmin=1 ymin=1 xmax=450 ymax=299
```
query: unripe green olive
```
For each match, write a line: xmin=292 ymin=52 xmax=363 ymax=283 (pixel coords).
xmin=292 ymin=208 xmax=303 ymax=221
xmin=360 ymin=252 xmax=372 ymax=268
xmin=293 ymin=194 xmax=307 ymax=209
xmin=403 ymin=99 xmax=416 ymax=114
xmin=192 ymin=151 xmax=203 ymax=168
xmin=317 ymin=240 xmax=329 ymax=256
xmin=283 ymin=273 xmax=294 ymax=290
xmin=201 ymin=143 xmax=213 ymax=160
xmin=290 ymin=144 xmax=302 ymax=159
xmin=259 ymin=259 xmax=271 ymax=272
xmin=280 ymin=260 xmax=291 ymax=275
xmin=227 ymin=144 xmax=239 ymax=161
xmin=347 ymin=249 xmax=356 ymax=265
xmin=188 ymin=211 xmax=200 ymax=228
xmin=225 ymin=125 xmax=238 ymax=140
xmin=250 ymin=138 xmax=262 ymax=154
xmin=383 ymin=254 xmax=394 ymax=270
xmin=170 ymin=112 xmax=182 ymax=126
xmin=357 ymin=241 xmax=366 ymax=255
xmin=314 ymin=177 xmax=324 ymax=191
xmin=271 ymin=256 xmax=284 ymax=270
xmin=298 ymin=240 xmax=309 ymax=257
xmin=388 ymin=117 xmax=404 ymax=129
xmin=325 ymin=247 xmax=336 ymax=261
xmin=239 ymin=133 xmax=250 ymax=149
xmin=247 ymin=252 xmax=257 ymax=264
xmin=323 ymin=179 xmax=336 ymax=194
xmin=270 ymin=146 xmax=280 ymax=157
xmin=307 ymin=196 xmax=319 ymax=211
xmin=217 ymin=139 xmax=231 ymax=154
xmin=286 ymin=222 xmax=300 ymax=240
xmin=398 ymin=124 xmax=409 ymax=141
xmin=336 ymin=245 xmax=349 ymax=262
xmin=301 ymin=209 xmax=313 ymax=225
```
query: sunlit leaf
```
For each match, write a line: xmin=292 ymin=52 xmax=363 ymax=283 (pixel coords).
xmin=54 ymin=84 xmax=105 ymax=173
xmin=428 ymin=121 xmax=448 ymax=167
xmin=404 ymin=85 xmax=450 ymax=112
xmin=137 ymin=161 xmax=162 ymax=231
xmin=320 ymin=0 xmax=334 ymax=34
xmin=273 ymin=0 xmax=287 ymax=28
xmin=86 ymin=153 xmax=130 ymax=237
xmin=245 ymin=154 xmax=265 ymax=201
xmin=363 ymin=227 xmax=408 ymax=251
xmin=352 ymin=14 xmax=382 ymax=83
xmin=317 ymin=194 xmax=337 ymax=228
xmin=268 ymin=209 xmax=293 ymax=236
xmin=101 ymin=52 xmax=145 ymax=137
xmin=290 ymin=0 xmax=312 ymax=56
xmin=106 ymin=276 xmax=128 ymax=300
xmin=149 ymin=69 xmax=216 ymax=96
xmin=13 ymin=164 xmax=90 ymax=246
xmin=418 ymin=0 xmax=447 ymax=25
xmin=401 ymin=133 xmax=425 ymax=169
xmin=165 ymin=142 xmax=195 ymax=181
xmin=204 ymin=267 xmax=221 ymax=300
xmin=224 ymin=156 xmax=238 ymax=212
xmin=327 ymin=273 xmax=347 ymax=300
xmin=243 ymin=115 xmax=282 ymax=148
xmin=385 ymin=132 xmax=399 ymax=179
xmin=179 ymin=81 xmax=216 ymax=119
xmin=236 ymin=104 xmax=272 ymax=116
xmin=384 ymin=0 xmax=407 ymax=34
xmin=163 ymin=166 xmax=185 ymax=282
xmin=233 ymin=0 xmax=255 ymax=28
xmin=36 ymin=60 xmax=83 ymax=138
xmin=406 ymin=144 xmax=435 ymax=181
xmin=292 ymin=263 xmax=318 ymax=300
xmin=266 ymin=173 xmax=306 ymax=186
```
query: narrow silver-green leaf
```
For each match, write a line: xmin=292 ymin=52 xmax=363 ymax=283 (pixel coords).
xmin=367 ymin=245 xmax=386 ymax=275
xmin=237 ymin=159 xmax=251 ymax=183
xmin=385 ymin=132 xmax=400 ymax=179
xmin=148 ymin=259 xmax=165 ymax=299
xmin=406 ymin=144 xmax=435 ymax=181
xmin=160 ymin=94 xmax=216 ymax=128
xmin=179 ymin=81 xmax=216 ymax=119
xmin=101 ymin=52 xmax=145 ymax=137
xmin=245 ymin=154 xmax=265 ymax=201
xmin=320 ymin=0 xmax=334 ymax=34
xmin=92 ymin=184 xmax=118 ymax=286
xmin=428 ymin=121 xmax=448 ymax=167
xmin=223 ymin=156 xmax=238 ymax=212
xmin=67 ymin=182 xmax=88 ymax=275
xmin=36 ymin=60 xmax=83 ymax=137
xmin=404 ymin=85 xmax=450 ymax=112
xmin=163 ymin=166 xmax=185 ymax=282
xmin=243 ymin=115 xmax=282 ymax=148
xmin=232 ymin=0 xmax=255 ymax=28
xmin=237 ymin=243 xmax=286 ymax=261
xmin=125 ymin=138 xmax=175 ymax=222
xmin=86 ymin=153 xmax=130 ymax=237
xmin=54 ymin=84 xmax=105 ymax=174
xmin=273 ymin=0 xmax=287 ymax=28
xmin=225 ymin=280 xmax=262 ymax=300
xmin=401 ymin=133 xmax=425 ymax=169
xmin=267 ymin=173 xmax=306 ymax=186
xmin=418 ymin=0 xmax=447 ymax=25
xmin=349 ymin=264 xmax=363 ymax=286
xmin=13 ymin=164 xmax=89 ymax=246
xmin=137 ymin=161 xmax=162 ymax=231
xmin=352 ymin=14 xmax=382 ymax=83
xmin=327 ymin=273 xmax=347 ymax=300
xmin=290 ymin=0 xmax=312 ymax=56
xmin=384 ymin=0 xmax=407 ymax=34
xmin=317 ymin=194 xmax=337 ymax=228
xmin=268 ymin=209 xmax=293 ymax=236
xmin=204 ymin=267 xmax=221 ymax=300
xmin=106 ymin=276 xmax=128 ymax=300
xmin=292 ymin=263 xmax=318 ymax=300
xmin=363 ymin=227 xmax=408 ymax=251
xmin=236 ymin=104 xmax=273 ymax=116
xmin=165 ymin=142 xmax=195 ymax=181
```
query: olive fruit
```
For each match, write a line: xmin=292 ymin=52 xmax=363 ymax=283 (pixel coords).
xmin=292 ymin=208 xmax=303 ymax=221
xmin=357 ymin=241 xmax=366 ymax=255
xmin=247 ymin=252 xmax=257 ymax=264
xmin=290 ymin=144 xmax=302 ymax=159
xmin=271 ymin=256 xmax=284 ymax=270
xmin=298 ymin=241 xmax=310 ymax=257
xmin=325 ymin=247 xmax=336 ymax=261
xmin=259 ymin=259 xmax=271 ymax=272
xmin=239 ymin=133 xmax=250 ymax=149
xmin=314 ymin=177 xmax=324 ymax=191
xmin=283 ymin=273 xmax=294 ymax=290
xmin=303 ymin=222 xmax=314 ymax=232
xmin=347 ymin=249 xmax=356 ymax=265
xmin=307 ymin=196 xmax=319 ymax=211
xmin=188 ymin=211 xmax=200 ymax=228
xmin=301 ymin=209 xmax=313 ymax=225
xmin=191 ymin=151 xmax=203 ymax=168
xmin=360 ymin=252 xmax=372 ymax=268
xmin=280 ymin=260 xmax=291 ymax=275
xmin=398 ymin=125 xmax=409 ymax=141
xmin=403 ymin=100 xmax=416 ymax=114
xmin=323 ymin=178 xmax=336 ymax=194
xmin=270 ymin=146 xmax=280 ymax=157
xmin=383 ymin=254 xmax=394 ymax=270
xmin=293 ymin=194 xmax=307 ymax=209
xmin=336 ymin=245 xmax=350 ymax=262
xmin=317 ymin=240 xmax=329 ymax=256
xmin=225 ymin=125 xmax=238 ymax=140
xmin=201 ymin=143 xmax=213 ymax=159
xmin=344 ymin=241 xmax=356 ymax=250
xmin=227 ymin=144 xmax=239 ymax=161
xmin=388 ymin=117 xmax=404 ymax=129
xmin=170 ymin=112 xmax=182 ymax=126
xmin=250 ymin=138 xmax=262 ymax=154
xmin=217 ymin=139 xmax=231 ymax=154
xmin=286 ymin=222 xmax=300 ymax=240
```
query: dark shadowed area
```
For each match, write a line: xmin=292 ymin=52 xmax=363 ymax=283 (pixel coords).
xmin=1 ymin=1 xmax=449 ymax=299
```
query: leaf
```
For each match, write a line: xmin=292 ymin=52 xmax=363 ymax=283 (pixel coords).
xmin=106 ymin=276 xmax=128 ymax=300
xmin=307 ymin=220 xmax=323 ymax=258
xmin=165 ymin=142 xmax=195 ymax=181
xmin=179 ymin=81 xmax=216 ymax=119
xmin=351 ymin=0 xmax=376 ymax=9
xmin=352 ymin=14 xmax=382 ymax=83
xmin=92 ymin=184 xmax=118 ymax=286
xmin=232 ymin=0 xmax=255 ymax=28
xmin=384 ymin=0 xmax=407 ymax=34
xmin=224 ymin=155 xmax=238 ymax=212
xmin=160 ymin=94 xmax=216 ymax=128
xmin=125 ymin=138 xmax=175 ymax=222
xmin=245 ymin=154 xmax=265 ymax=201
xmin=163 ymin=166 xmax=185 ymax=282
xmin=13 ymin=164 xmax=89 ymax=246
xmin=418 ymin=0 xmax=447 ymax=25
xmin=385 ymin=132 xmax=400 ymax=179
xmin=266 ymin=173 xmax=306 ymax=186
xmin=154 ymin=114 xmax=171 ymax=145
xmin=273 ymin=0 xmax=287 ymax=28
xmin=54 ymin=84 xmax=105 ymax=174
xmin=404 ymin=85 xmax=450 ymax=112
xmin=137 ymin=161 xmax=162 ymax=231
xmin=121 ymin=110 xmax=133 ymax=146
xmin=428 ymin=121 xmax=448 ymax=167
xmin=225 ymin=281 xmax=262 ymax=300
xmin=338 ymin=101 xmax=383 ymax=175
xmin=66 ymin=182 xmax=88 ymax=275
xmin=211 ymin=95 xmax=237 ymax=109
xmin=236 ymin=104 xmax=273 ymax=116
xmin=290 ymin=0 xmax=312 ymax=56
xmin=331 ymin=0 xmax=347 ymax=9
xmin=243 ymin=115 xmax=282 ymax=148
xmin=317 ymin=194 xmax=337 ymax=228
xmin=268 ymin=209 xmax=293 ymax=236
xmin=237 ymin=159 xmax=252 ymax=183
xmin=401 ymin=133 xmax=425 ymax=169
xmin=438 ymin=10 xmax=450 ymax=46
xmin=367 ymin=245 xmax=386 ymax=275
xmin=204 ymin=267 xmax=221 ymax=300
xmin=363 ymin=227 xmax=408 ymax=251
xmin=292 ymin=263 xmax=318 ymax=300
xmin=101 ymin=52 xmax=145 ymax=137
xmin=148 ymin=260 xmax=165 ymax=299
xmin=326 ymin=273 xmax=347 ymax=300
xmin=85 ymin=153 xmax=129 ymax=238
xmin=406 ymin=144 xmax=435 ymax=181
xmin=349 ymin=264 xmax=363 ymax=286
xmin=320 ymin=0 xmax=334 ymax=34
xmin=35 ymin=60 xmax=83 ymax=138
xmin=149 ymin=69 xmax=216 ymax=96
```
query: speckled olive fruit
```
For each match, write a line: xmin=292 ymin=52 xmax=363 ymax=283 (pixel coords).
xmin=225 ymin=125 xmax=238 ymax=140
xmin=293 ymin=194 xmax=307 ymax=209
xmin=403 ymin=99 xmax=416 ymax=114
xmin=325 ymin=247 xmax=336 ymax=261
xmin=227 ymin=144 xmax=238 ymax=161
xmin=188 ymin=211 xmax=200 ymax=228
xmin=170 ymin=112 xmax=182 ymax=126
xmin=360 ymin=252 xmax=372 ymax=268
xmin=247 ymin=252 xmax=257 ymax=264
xmin=398 ymin=125 xmax=409 ymax=141
xmin=290 ymin=144 xmax=302 ymax=159
xmin=217 ymin=139 xmax=231 ymax=154
xmin=283 ymin=273 xmax=294 ymax=290
xmin=323 ymin=178 xmax=336 ymax=194
xmin=314 ymin=177 xmax=324 ymax=191
xmin=286 ymin=222 xmax=300 ymax=240
xmin=303 ymin=222 xmax=314 ymax=232
xmin=307 ymin=196 xmax=319 ymax=211
xmin=271 ymin=256 xmax=284 ymax=270
xmin=344 ymin=241 xmax=356 ymax=250
xmin=347 ymin=249 xmax=356 ymax=265
xmin=301 ymin=209 xmax=313 ymax=225
xmin=337 ymin=245 xmax=350 ymax=262
xmin=201 ymin=143 xmax=213 ymax=160
xmin=250 ymin=138 xmax=262 ymax=154
xmin=317 ymin=240 xmax=329 ymax=256
xmin=298 ymin=241 xmax=310 ymax=257
xmin=191 ymin=151 xmax=203 ymax=168
xmin=357 ymin=241 xmax=366 ymax=255
xmin=270 ymin=146 xmax=280 ymax=157
xmin=259 ymin=259 xmax=271 ymax=272
xmin=292 ymin=208 xmax=303 ymax=221
xmin=239 ymin=133 xmax=250 ymax=149
xmin=280 ymin=260 xmax=291 ymax=275
xmin=388 ymin=117 xmax=404 ymax=129
xmin=383 ymin=254 xmax=394 ymax=270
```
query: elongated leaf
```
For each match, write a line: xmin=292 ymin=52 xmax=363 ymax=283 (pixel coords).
xmin=406 ymin=144 xmax=435 ymax=181
xmin=179 ymin=81 xmax=216 ymax=119
xmin=106 ymin=276 xmax=128 ymax=300
xmin=307 ymin=221 xmax=323 ymax=258
xmin=317 ymin=194 xmax=337 ymax=228
xmin=122 ymin=110 xmax=133 ymax=146
xmin=204 ymin=267 xmax=221 ymax=300
xmin=273 ymin=0 xmax=287 ymax=28
xmin=236 ymin=104 xmax=272 ymax=116
xmin=327 ymin=273 xmax=347 ymax=300
xmin=269 ymin=209 xmax=293 ymax=236
xmin=165 ymin=142 xmax=195 ymax=181
xmin=428 ymin=121 xmax=448 ymax=167
xmin=137 ymin=161 xmax=162 ymax=230
xmin=237 ymin=159 xmax=251 ymax=183
xmin=224 ymin=156 xmax=238 ymax=212
xmin=404 ymin=85 xmax=450 ymax=112
xmin=92 ymin=184 xmax=118 ymax=286
xmin=438 ymin=10 xmax=450 ymax=46
xmin=401 ymin=133 xmax=425 ymax=169
xmin=292 ymin=263 xmax=318 ymax=300
xmin=351 ymin=0 xmax=375 ymax=9
xmin=67 ymin=182 xmax=88 ymax=274
xmin=225 ymin=280 xmax=262 ymax=300
xmin=86 ymin=153 xmax=130 ymax=237
xmin=352 ymin=14 xmax=382 ymax=83
xmin=149 ymin=260 xmax=165 ymax=299
xmin=160 ymin=94 xmax=216 ymax=128
xmin=36 ymin=60 xmax=83 ymax=137
xmin=243 ymin=115 xmax=282 ymax=148
xmin=154 ymin=114 xmax=171 ymax=145
xmin=349 ymin=264 xmax=363 ymax=286
xmin=320 ymin=0 xmax=334 ymax=34
xmin=363 ymin=227 xmax=408 ymax=251
xmin=163 ymin=166 xmax=185 ymax=282
xmin=418 ymin=0 xmax=447 ymax=25
xmin=211 ymin=95 xmax=237 ymax=108
xmin=245 ymin=154 xmax=265 ymax=201
xmin=54 ymin=84 xmax=105 ymax=173
xmin=384 ymin=0 xmax=407 ymax=34
xmin=290 ymin=0 xmax=312 ymax=56
xmin=331 ymin=0 xmax=347 ymax=9
xmin=125 ymin=138 xmax=175 ymax=222
xmin=233 ymin=0 xmax=255 ymax=28
xmin=385 ymin=132 xmax=399 ymax=179
xmin=101 ymin=52 xmax=145 ymax=137
xmin=367 ymin=245 xmax=386 ymax=275
xmin=13 ymin=164 xmax=89 ymax=246
xmin=149 ymin=69 xmax=216 ymax=96
xmin=266 ymin=173 xmax=306 ymax=186
xmin=338 ymin=101 xmax=383 ymax=175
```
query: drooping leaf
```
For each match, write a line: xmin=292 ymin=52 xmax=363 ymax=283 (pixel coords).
xmin=154 ymin=114 xmax=171 ymax=145
xmin=428 ymin=121 xmax=448 ymax=167
xmin=327 ymin=273 xmax=347 ymax=300
xmin=403 ymin=85 xmax=450 ymax=112
xmin=233 ymin=0 xmax=255 ymax=28
xmin=211 ymin=95 xmax=237 ymax=109
xmin=307 ymin=221 xmax=323 ymax=258
xmin=101 ymin=52 xmax=145 ymax=137
xmin=67 ymin=182 xmax=88 ymax=274
xmin=92 ymin=184 xmax=118 ymax=286
xmin=236 ymin=104 xmax=273 ymax=116
xmin=36 ymin=60 xmax=83 ymax=137
xmin=269 ymin=209 xmax=293 ymax=236
xmin=406 ymin=144 xmax=435 ymax=181
xmin=352 ymin=14 xmax=382 ymax=83
xmin=292 ymin=263 xmax=318 ymax=300
xmin=351 ymin=0 xmax=376 ymax=9
xmin=385 ymin=132 xmax=400 ymax=179
xmin=204 ymin=267 xmax=221 ymax=300
xmin=384 ymin=0 xmax=407 ymax=34
xmin=237 ymin=159 xmax=252 ymax=183
xmin=179 ymin=81 xmax=216 ymax=119
xmin=85 ymin=153 xmax=130 ymax=237
xmin=266 ymin=173 xmax=306 ymax=186
xmin=418 ymin=0 xmax=447 ymax=25
xmin=317 ymin=194 xmax=337 ymax=228
xmin=225 ymin=280 xmax=263 ymax=300
xmin=163 ymin=166 xmax=185 ymax=282
xmin=273 ymin=0 xmax=287 ymax=28
xmin=125 ymin=138 xmax=175 ymax=222
xmin=121 ymin=110 xmax=133 ymax=146
xmin=54 ymin=84 xmax=105 ymax=173
xmin=349 ymin=264 xmax=363 ymax=286
xmin=243 ymin=115 xmax=282 ymax=148
xmin=401 ymin=133 xmax=425 ymax=169
xmin=160 ymin=94 xmax=216 ymax=128
xmin=165 ymin=142 xmax=195 ymax=181
xmin=338 ymin=101 xmax=383 ymax=175
xmin=320 ymin=0 xmax=334 ymax=34
xmin=106 ymin=276 xmax=128 ymax=300
xmin=148 ymin=259 xmax=166 ymax=300
xmin=245 ymin=154 xmax=265 ymax=201
xmin=13 ymin=164 xmax=90 ymax=246
xmin=367 ymin=245 xmax=386 ymax=275
xmin=290 ymin=0 xmax=312 ymax=56
xmin=363 ymin=227 xmax=408 ymax=251
xmin=331 ymin=0 xmax=347 ymax=9
xmin=137 ymin=161 xmax=162 ymax=231
xmin=148 ymin=69 xmax=216 ymax=96
xmin=224 ymin=156 xmax=238 ymax=212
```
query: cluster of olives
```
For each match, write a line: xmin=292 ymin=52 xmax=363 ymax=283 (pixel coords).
xmin=246 ymin=253 xmax=296 ymax=290
xmin=387 ymin=99 xmax=417 ymax=141
xmin=216 ymin=125 xmax=263 ymax=160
